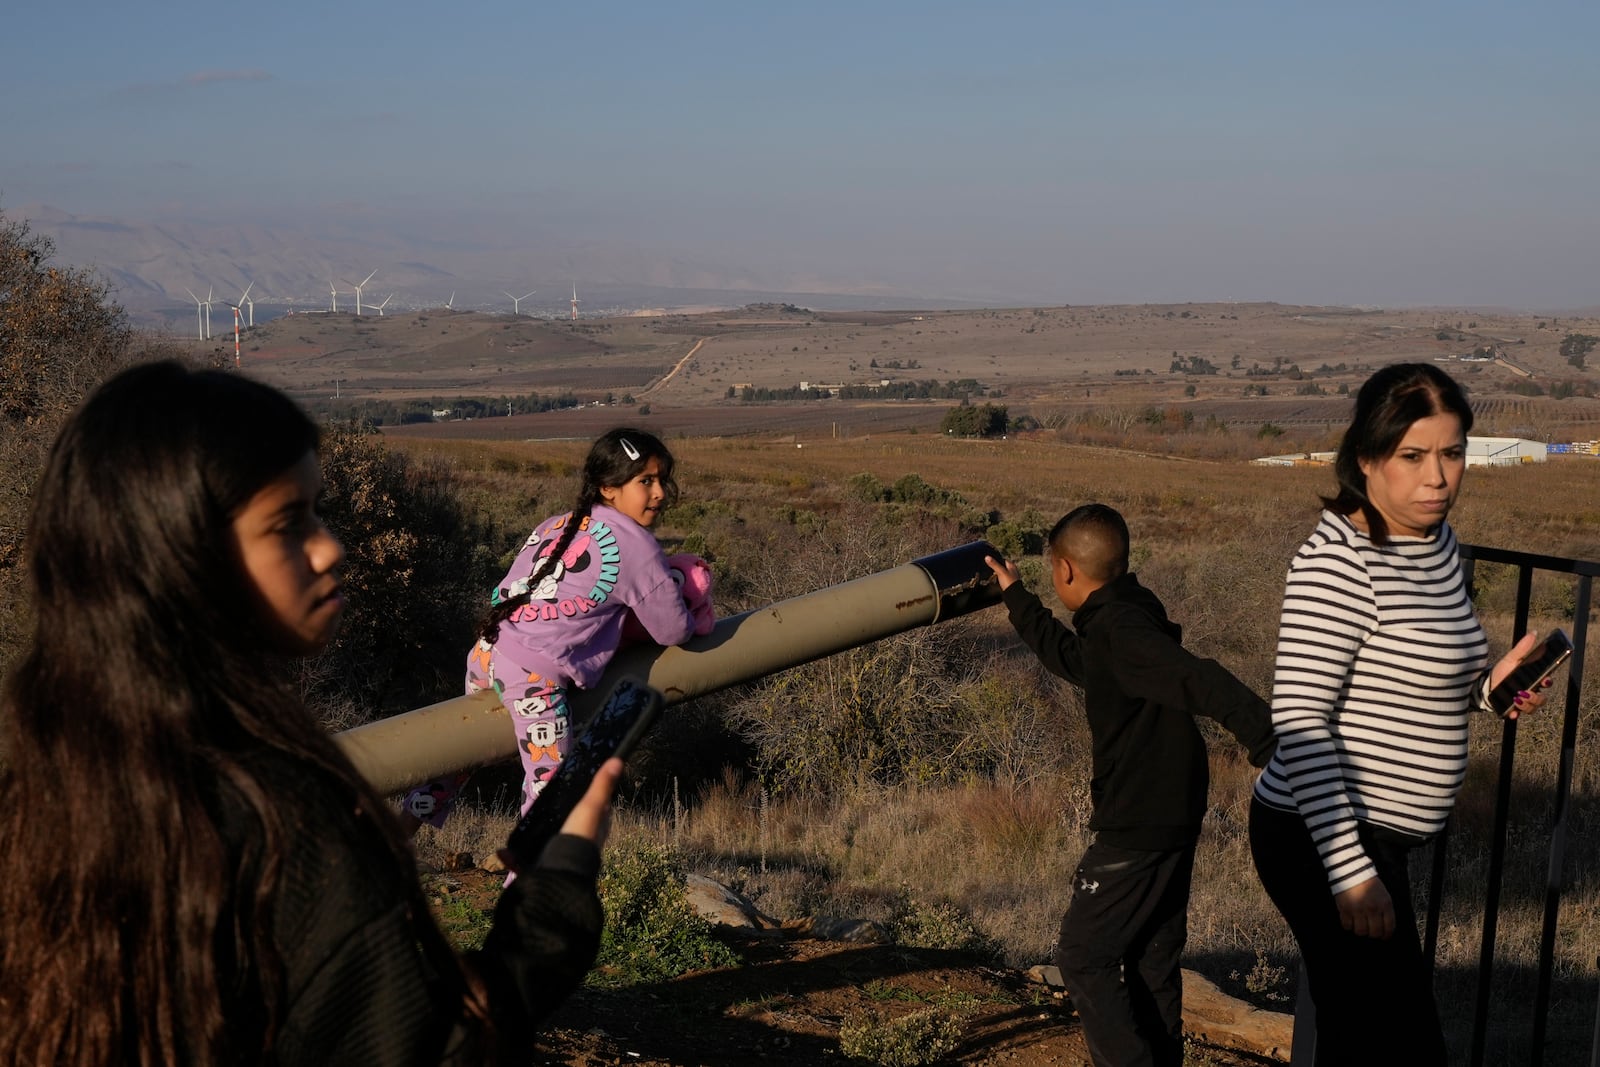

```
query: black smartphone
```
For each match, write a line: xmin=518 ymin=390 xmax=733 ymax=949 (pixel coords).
xmin=504 ymin=676 xmax=664 ymax=866
xmin=1488 ymin=629 xmax=1573 ymax=718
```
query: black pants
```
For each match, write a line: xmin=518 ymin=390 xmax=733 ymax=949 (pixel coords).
xmin=1055 ymin=839 xmax=1194 ymax=1067
xmin=1249 ymin=797 xmax=1446 ymax=1067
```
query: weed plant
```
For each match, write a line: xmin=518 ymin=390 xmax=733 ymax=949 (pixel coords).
xmin=589 ymin=842 xmax=741 ymax=988
xmin=838 ymin=1004 xmax=968 ymax=1067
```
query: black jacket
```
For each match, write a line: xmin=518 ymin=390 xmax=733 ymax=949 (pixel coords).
xmin=1001 ymin=572 xmax=1275 ymax=850
xmin=221 ymin=753 xmax=603 ymax=1065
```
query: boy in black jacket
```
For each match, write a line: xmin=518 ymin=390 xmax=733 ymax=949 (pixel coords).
xmin=985 ymin=504 xmax=1276 ymax=1067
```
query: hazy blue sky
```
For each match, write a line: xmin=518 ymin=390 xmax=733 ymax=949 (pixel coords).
xmin=4 ymin=0 xmax=1598 ymax=307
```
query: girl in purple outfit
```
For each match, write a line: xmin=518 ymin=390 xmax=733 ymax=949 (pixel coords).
xmin=405 ymin=428 xmax=700 ymax=825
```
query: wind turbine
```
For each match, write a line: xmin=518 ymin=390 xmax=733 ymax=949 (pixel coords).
xmin=570 ymin=282 xmax=580 ymax=321
xmin=504 ymin=290 xmax=536 ymax=316
xmin=224 ymin=301 xmax=243 ymax=366
xmin=202 ymin=286 xmax=214 ymax=340
xmin=345 ymin=268 xmax=378 ymax=316
xmin=369 ymin=293 xmax=393 ymax=316
xmin=183 ymin=287 xmax=206 ymax=339
xmin=446 ymin=291 xmax=455 ymax=310
xmin=237 ymin=281 xmax=255 ymax=327
xmin=329 ymin=279 xmax=339 ymax=313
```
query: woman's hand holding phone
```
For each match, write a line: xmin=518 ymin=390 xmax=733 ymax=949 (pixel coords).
xmin=1487 ymin=630 xmax=1571 ymax=720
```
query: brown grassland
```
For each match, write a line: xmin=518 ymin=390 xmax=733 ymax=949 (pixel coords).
xmin=403 ymin=432 xmax=1599 ymax=1063
xmin=229 ymin=301 xmax=1600 ymax=1064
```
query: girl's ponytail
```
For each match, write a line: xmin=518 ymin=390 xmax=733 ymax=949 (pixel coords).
xmin=478 ymin=501 xmax=595 ymax=645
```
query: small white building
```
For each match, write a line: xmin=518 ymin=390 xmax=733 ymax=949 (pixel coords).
xmin=1252 ymin=450 xmax=1335 ymax=467
xmin=1466 ymin=437 xmax=1545 ymax=466
xmin=1254 ymin=438 xmax=1545 ymax=467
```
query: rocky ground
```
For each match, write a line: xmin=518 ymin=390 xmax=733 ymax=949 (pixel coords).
xmin=429 ymin=867 xmax=1291 ymax=1067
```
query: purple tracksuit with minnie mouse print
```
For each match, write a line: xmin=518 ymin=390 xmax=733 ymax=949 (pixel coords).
xmin=404 ymin=504 xmax=695 ymax=826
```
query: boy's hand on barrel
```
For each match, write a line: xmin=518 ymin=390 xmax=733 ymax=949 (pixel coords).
xmin=984 ymin=555 xmax=1021 ymax=591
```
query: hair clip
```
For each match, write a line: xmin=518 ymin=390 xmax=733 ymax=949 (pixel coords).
xmin=619 ymin=437 xmax=641 ymax=461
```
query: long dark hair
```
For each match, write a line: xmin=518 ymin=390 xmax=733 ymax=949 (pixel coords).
xmin=0 ymin=362 xmax=467 ymax=1064
xmin=478 ymin=427 xmax=676 ymax=644
xmin=1323 ymin=362 xmax=1474 ymax=545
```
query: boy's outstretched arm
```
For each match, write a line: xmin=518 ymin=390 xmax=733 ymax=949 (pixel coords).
xmin=1103 ymin=610 xmax=1276 ymax=766
xmin=985 ymin=555 xmax=1086 ymax=685
xmin=1191 ymin=660 xmax=1276 ymax=766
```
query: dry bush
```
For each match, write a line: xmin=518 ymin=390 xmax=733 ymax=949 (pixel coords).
xmin=309 ymin=425 xmax=493 ymax=722
xmin=409 ymin=799 xmax=520 ymax=872
xmin=0 ymin=211 xmax=189 ymax=673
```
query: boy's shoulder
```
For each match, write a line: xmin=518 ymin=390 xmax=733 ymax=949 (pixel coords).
xmin=1087 ymin=576 xmax=1177 ymax=638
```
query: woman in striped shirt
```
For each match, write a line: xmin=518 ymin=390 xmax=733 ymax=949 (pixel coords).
xmin=1249 ymin=363 xmax=1547 ymax=1066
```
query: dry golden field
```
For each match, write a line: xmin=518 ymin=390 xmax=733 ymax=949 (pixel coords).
xmin=215 ymin=300 xmax=1600 ymax=448
xmin=230 ymin=295 xmax=1600 ymax=1062
xmin=399 ymin=422 xmax=1600 ymax=1065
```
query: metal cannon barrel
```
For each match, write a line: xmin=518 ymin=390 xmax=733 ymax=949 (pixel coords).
xmin=334 ymin=540 xmax=1004 ymax=796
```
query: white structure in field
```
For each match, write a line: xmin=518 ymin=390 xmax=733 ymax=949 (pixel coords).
xmin=1255 ymin=437 xmax=1547 ymax=468
xmin=1465 ymin=437 xmax=1546 ymax=466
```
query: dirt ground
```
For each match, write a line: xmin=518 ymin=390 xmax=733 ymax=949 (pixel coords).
xmin=430 ymin=869 xmax=1281 ymax=1067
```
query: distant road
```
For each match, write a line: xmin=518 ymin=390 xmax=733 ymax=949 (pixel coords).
xmin=640 ymin=338 xmax=704 ymax=397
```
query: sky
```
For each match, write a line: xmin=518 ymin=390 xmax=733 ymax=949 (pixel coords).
xmin=4 ymin=0 xmax=1599 ymax=308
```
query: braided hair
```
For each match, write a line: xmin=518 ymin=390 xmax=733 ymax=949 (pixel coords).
xmin=478 ymin=427 xmax=677 ymax=644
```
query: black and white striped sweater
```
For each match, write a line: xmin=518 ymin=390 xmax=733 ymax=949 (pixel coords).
xmin=1253 ymin=511 xmax=1489 ymax=894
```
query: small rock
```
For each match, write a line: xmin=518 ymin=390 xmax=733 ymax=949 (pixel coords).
xmin=1027 ymin=964 xmax=1065 ymax=988
xmin=794 ymin=915 xmax=890 ymax=943
xmin=684 ymin=874 xmax=781 ymax=930
xmin=1180 ymin=968 xmax=1292 ymax=1061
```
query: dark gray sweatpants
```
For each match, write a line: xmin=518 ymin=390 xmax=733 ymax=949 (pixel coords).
xmin=1055 ymin=839 xmax=1194 ymax=1067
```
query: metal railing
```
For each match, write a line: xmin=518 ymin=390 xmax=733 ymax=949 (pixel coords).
xmin=1451 ymin=545 xmax=1595 ymax=1067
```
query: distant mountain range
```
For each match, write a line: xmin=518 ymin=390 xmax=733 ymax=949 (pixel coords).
xmin=16 ymin=203 xmax=986 ymax=329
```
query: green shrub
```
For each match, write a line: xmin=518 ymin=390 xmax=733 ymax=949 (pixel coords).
xmin=848 ymin=471 xmax=886 ymax=503
xmin=886 ymin=473 xmax=951 ymax=506
xmin=888 ymin=892 xmax=1001 ymax=960
xmin=985 ymin=521 xmax=1025 ymax=559
xmin=985 ymin=520 xmax=1045 ymax=559
xmin=838 ymin=1005 xmax=967 ymax=1066
xmin=591 ymin=843 xmax=740 ymax=988
xmin=939 ymin=403 xmax=1007 ymax=438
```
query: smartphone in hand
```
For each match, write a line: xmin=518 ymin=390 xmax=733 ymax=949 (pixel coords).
xmin=504 ymin=677 xmax=664 ymax=867
xmin=1489 ymin=629 xmax=1573 ymax=718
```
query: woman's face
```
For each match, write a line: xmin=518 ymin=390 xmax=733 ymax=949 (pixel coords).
xmin=230 ymin=450 xmax=347 ymax=655
xmin=1359 ymin=412 xmax=1467 ymax=538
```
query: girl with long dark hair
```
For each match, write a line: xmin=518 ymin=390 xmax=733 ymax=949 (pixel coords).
xmin=0 ymin=361 xmax=617 ymax=1066
xmin=403 ymin=427 xmax=706 ymax=829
